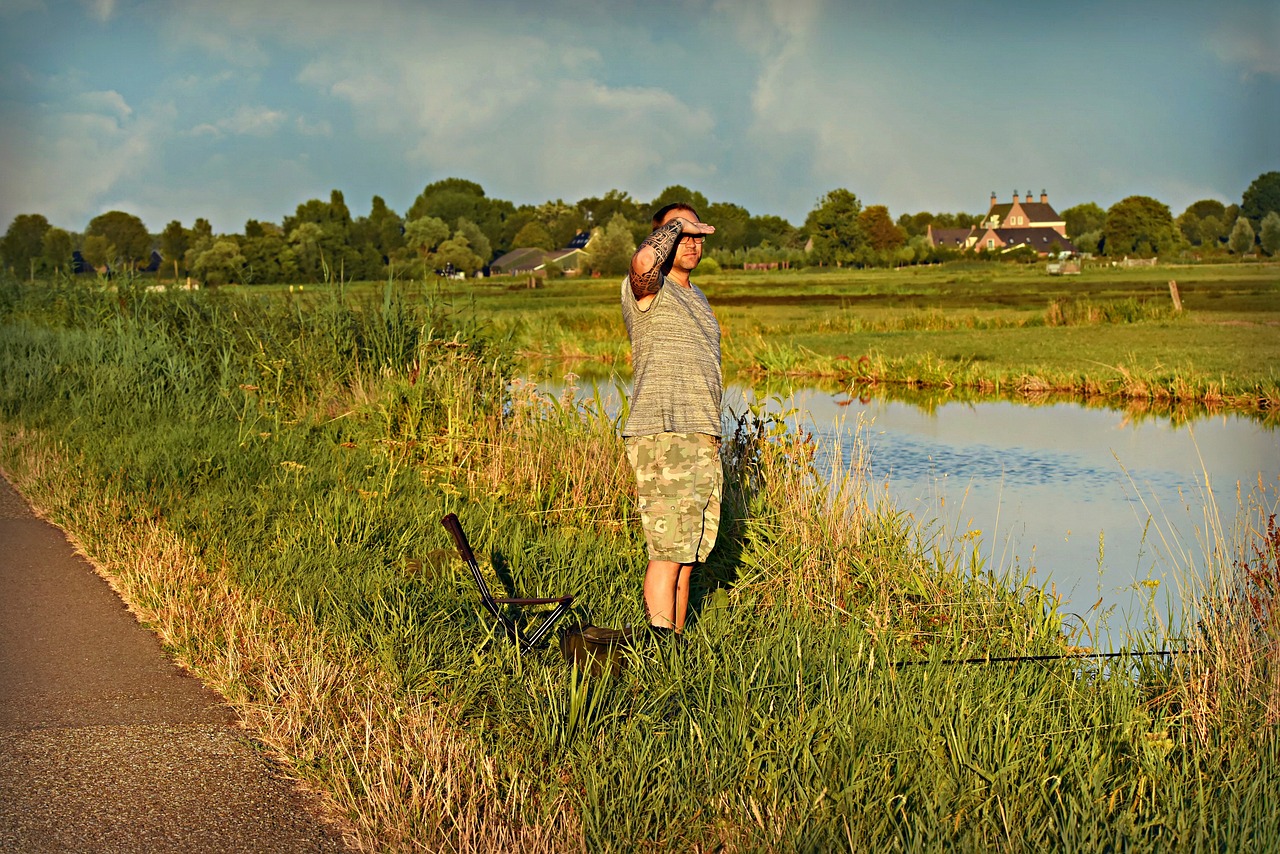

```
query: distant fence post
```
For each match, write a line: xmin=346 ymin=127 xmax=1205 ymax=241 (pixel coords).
xmin=1168 ymin=280 xmax=1182 ymax=313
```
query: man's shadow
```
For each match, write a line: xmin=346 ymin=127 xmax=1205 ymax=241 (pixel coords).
xmin=686 ymin=414 xmax=771 ymax=628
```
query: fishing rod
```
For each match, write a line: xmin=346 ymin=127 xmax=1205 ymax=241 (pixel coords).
xmin=895 ymin=648 xmax=1202 ymax=668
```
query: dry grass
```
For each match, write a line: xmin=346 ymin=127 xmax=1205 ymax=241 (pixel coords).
xmin=1 ymin=424 xmax=579 ymax=853
xmin=1175 ymin=487 xmax=1280 ymax=745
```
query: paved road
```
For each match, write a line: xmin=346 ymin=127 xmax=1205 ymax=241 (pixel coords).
xmin=0 ymin=474 xmax=348 ymax=852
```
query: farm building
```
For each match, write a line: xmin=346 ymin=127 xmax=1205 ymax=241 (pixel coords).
xmin=489 ymin=231 xmax=593 ymax=275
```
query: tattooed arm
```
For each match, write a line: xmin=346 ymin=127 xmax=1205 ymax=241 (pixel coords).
xmin=628 ymin=217 xmax=715 ymax=301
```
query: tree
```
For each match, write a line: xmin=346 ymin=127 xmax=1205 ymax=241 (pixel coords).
xmin=1241 ymin=171 xmax=1280 ymax=225
xmin=1228 ymin=217 xmax=1255 ymax=254
xmin=407 ymin=178 xmax=506 ymax=254
xmin=578 ymin=189 xmax=642 ymax=227
xmin=355 ymin=195 xmax=404 ymax=262
xmin=283 ymin=192 xmax=350 ymax=233
xmin=241 ymin=229 xmax=294 ymax=284
xmin=288 ymin=222 xmax=328 ymax=281
xmin=1177 ymin=200 xmax=1229 ymax=246
xmin=1197 ymin=215 xmax=1225 ymax=248
xmin=512 ymin=220 xmax=556 ymax=250
xmin=1102 ymin=196 xmax=1179 ymax=257
xmin=455 ymin=218 xmax=492 ymax=264
xmin=434 ymin=234 xmax=483 ymax=276
xmin=931 ymin=211 xmax=981 ymax=229
xmin=403 ymin=216 xmax=451 ymax=258
xmin=189 ymin=218 xmax=213 ymax=245
xmin=1061 ymin=202 xmax=1106 ymax=239
xmin=857 ymin=204 xmax=906 ymax=252
xmin=1073 ymin=231 xmax=1102 ymax=256
xmin=281 ymin=191 xmax=360 ymax=280
xmin=1 ymin=213 xmax=51 ymax=277
xmin=1183 ymin=199 xmax=1227 ymax=221
xmin=41 ymin=227 xmax=73 ymax=274
xmin=1260 ymin=212 xmax=1280 ymax=256
xmin=81 ymin=234 xmax=114 ymax=272
xmin=159 ymin=220 xmax=188 ymax=276
xmin=533 ymin=200 xmax=587 ymax=249
xmin=182 ymin=227 xmax=214 ymax=278
xmin=649 ymin=185 xmax=710 ymax=218
xmin=192 ymin=239 xmax=246 ymax=286
xmin=804 ymin=189 xmax=864 ymax=265
xmin=584 ymin=213 xmax=637 ymax=276
xmin=747 ymin=214 xmax=800 ymax=249
xmin=706 ymin=201 xmax=750 ymax=251
xmin=896 ymin=211 xmax=935 ymax=238
xmin=87 ymin=211 xmax=150 ymax=269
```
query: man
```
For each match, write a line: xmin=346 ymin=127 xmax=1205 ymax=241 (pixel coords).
xmin=620 ymin=203 xmax=722 ymax=638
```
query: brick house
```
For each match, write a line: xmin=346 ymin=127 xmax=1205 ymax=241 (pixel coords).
xmin=929 ymin=190 xmax=1076 ymax=256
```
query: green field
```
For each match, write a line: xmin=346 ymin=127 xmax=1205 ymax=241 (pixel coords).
xmin=1 ymin=272 xmax=1278 ymax=850
xmin=443 ymin=261 xmax=1280 ymax=412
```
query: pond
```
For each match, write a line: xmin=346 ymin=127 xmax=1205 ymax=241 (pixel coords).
xmin=539 ymin=373 xmax=1278 ymax=645
xmin=764 ymin=389 xmax=1278 ymax=643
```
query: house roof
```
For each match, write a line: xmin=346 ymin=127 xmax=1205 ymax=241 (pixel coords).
xmin=993 ymin=228 xmax=1076 ymax=252
xmin=566 ymin=231 xmax=591 ymax=250
xmin=545 ymin=247 xmax=589 ymax=268
xmin=928 ymin=227 xmax=974 ymax=246
xmin=1017 ymin=202 xmax=1063 ymax=223
xmin=490 ymin=247 xmax=547 ymax=272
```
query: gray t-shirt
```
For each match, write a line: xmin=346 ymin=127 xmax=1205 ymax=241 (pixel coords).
xmin=620 ymin=275 xmax=722 ymax=437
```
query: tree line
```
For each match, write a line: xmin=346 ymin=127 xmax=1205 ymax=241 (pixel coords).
xmin=3 ymin=172 xmax=1278 ymax=284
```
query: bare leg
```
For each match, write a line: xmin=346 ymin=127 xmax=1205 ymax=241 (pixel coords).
xmin=674 ymin=563 xmax=694 ymax=632
xmin=643 ymin=560 xmax=681 ymax=629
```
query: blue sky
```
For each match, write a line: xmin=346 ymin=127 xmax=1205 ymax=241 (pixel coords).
xmin=1 ymin=0 xmax=1276 ymax=234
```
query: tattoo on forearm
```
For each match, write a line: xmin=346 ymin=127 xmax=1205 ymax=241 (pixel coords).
xmin=629 ymin=219 xmax=684 ymax=300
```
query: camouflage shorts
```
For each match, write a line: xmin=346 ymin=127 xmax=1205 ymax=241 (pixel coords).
xmin=624 ymin=431 xmax=723 ymax=564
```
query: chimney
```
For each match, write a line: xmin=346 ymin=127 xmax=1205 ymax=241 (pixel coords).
xmin=1040 ymin=189 xmax=1048 ymax=204
xmin=1012 ymin=190 xmax=1020 ymax=204
xmin=1026 ymin=190 xmax=1033 ymax=202
xmin=990 ymin=191 xmax=997 ymax=209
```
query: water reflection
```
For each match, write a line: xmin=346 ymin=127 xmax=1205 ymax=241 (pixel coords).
xmin=533 ymin=370 xmax=1279 ymax=643
xmin=783 ymin=391 xmax=1278 ymax=635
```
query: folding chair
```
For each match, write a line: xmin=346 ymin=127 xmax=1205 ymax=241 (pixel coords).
xmin=440 ymin=513 xmax=574 ymax=654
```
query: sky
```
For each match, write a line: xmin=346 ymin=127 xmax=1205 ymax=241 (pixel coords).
xmin=1 ymin=0 xmax=1276 ymax=235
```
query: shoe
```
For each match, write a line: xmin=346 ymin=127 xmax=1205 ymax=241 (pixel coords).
xmin=646 ymin=624 xmax=686 ymax=647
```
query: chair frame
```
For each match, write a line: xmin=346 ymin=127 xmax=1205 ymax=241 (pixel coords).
xmin=441 ymin=513 xmax=574 ymax=653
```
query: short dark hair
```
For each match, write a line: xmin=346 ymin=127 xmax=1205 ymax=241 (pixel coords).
xmin=651 ymin=202 xmax=700 ymax=228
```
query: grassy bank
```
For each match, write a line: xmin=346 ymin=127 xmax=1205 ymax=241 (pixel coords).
xmin=443 ymin=261 xmax=1280 ymax=413
xmin=1 ymin=274 xmax=1278 ymax=850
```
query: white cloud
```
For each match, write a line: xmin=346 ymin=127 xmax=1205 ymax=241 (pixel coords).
xmin=74 ymin=89 xmax=132 ymax=118
xmin=5 ymin=0 xmax=1265 ymax=233
xmin=715 ymin=0 xmax=823 ymax=55
xmin=294 ymin=115 xmax=331 ymax=136
xmin=190 ymin=104 xmax=288 ymax=137
xmin=157 ymin=11 xmax=269 ymax=67
xmin=81 ymin=0 xmax=114 ymax=23
xmin=295 ymin=16 xmax=717 ymax=203
xmin=1208 ymin=14 xmax=1280 ymax=77
xmin=1 ymin=95 xmax=167 ymax=229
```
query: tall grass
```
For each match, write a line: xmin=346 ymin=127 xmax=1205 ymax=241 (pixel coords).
xmin=2 ymin=273 xmax=1278 ymax=850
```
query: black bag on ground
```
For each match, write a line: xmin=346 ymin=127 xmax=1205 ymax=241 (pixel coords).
xmin=560 ymin=624 xmax=637 ymax=677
